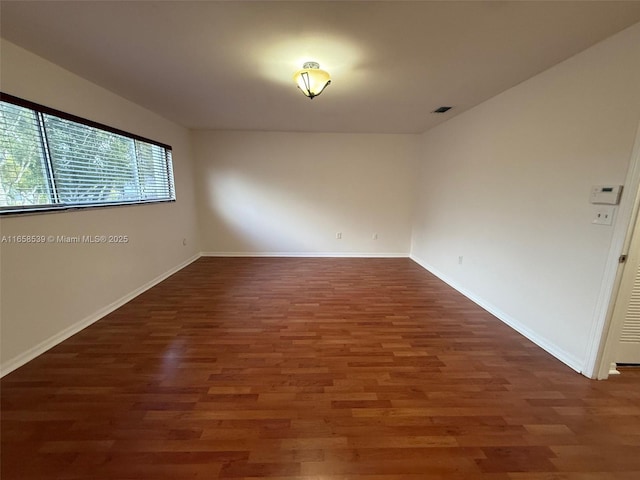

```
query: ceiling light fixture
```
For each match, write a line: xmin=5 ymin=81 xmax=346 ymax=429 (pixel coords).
xmin=293 ymin=62 xmax=331 ymax=99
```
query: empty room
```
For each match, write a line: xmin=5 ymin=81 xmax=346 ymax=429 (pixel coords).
xmin=2 ymin=1 xmax=640 ymax=479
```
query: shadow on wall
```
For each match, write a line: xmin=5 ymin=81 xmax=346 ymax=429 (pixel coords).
xmin=201 ymin=169 xmax=360 ymax=253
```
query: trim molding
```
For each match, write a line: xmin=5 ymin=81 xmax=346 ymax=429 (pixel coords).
xmin=587 ymin=119 xmax=640 ymax=379
xmin=608 ymin=362 xmax=621 ymax=376
xmin=410 ymin=254 xmax=584 ymax=374
xmin=0 ymin=253 xmax=201 ymax=378
xmin=201 ymin=251 xmax=409 ymax=258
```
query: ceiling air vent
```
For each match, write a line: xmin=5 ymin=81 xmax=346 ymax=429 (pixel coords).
xmin=432 ymin=106 xmax=452 ymax=113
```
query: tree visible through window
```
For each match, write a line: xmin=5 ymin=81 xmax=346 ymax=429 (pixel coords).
xmin=0 ymin=102 xmax=52 ymax=206
xmin=0 ymin=94 xmax=174 ymax=215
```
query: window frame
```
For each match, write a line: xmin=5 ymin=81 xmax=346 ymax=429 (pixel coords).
xmin=0 ymin=92 xmax=175 ymax=216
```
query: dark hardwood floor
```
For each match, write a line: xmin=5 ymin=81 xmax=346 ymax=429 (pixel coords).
xmin=2 ymin=257 xmax=640 ymax=479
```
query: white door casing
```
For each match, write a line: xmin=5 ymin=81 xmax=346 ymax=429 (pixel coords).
xmin=589 ymin=119 xmax=640 ymax=378
xmin=611 ymin=220 xmax=640 ymax=364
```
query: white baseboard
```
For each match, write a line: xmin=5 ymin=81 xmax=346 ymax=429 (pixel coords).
xmin=201 ymin=251 xmax=409 ymax=258
xmin=410 ymin=254 xmax=584 ymax=374
xmin=0 ymin=253 xmax=201 ymax=378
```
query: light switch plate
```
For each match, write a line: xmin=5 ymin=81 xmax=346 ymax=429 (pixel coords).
xmin=592 ymin=206 xmax=615 ymax=225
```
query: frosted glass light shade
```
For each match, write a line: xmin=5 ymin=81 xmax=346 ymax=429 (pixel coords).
xmin=293 ymin=62 xmax=331 ymax=99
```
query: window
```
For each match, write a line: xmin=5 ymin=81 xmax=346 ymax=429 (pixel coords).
xmin=0 ymin=93 xmax=175 ymax=215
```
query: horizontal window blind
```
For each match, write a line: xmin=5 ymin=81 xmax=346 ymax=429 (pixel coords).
xmin=0 ymin=93 xmax=175 ymax=215
xmin=0 ymin=102 xmax=54 ymax=208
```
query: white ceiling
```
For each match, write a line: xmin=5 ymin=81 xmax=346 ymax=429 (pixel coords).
xmin=2 ymin=1 xmax=640 ymax=134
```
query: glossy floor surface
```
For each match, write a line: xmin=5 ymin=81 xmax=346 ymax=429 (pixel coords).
xmin=2 ymin=257 xmax=639 ymax=479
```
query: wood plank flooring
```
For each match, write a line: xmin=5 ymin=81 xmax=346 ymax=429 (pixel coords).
xmin=2 ymin=257 xmax=640 ymax=479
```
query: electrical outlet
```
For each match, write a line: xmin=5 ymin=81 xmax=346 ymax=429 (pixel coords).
xmin=458 ymin=256 xmax=463 ymax=265
xmin=336 ymin=232 xmax=342 ymax=239
xmin=372 ymin=233 xmax=378 ymax=240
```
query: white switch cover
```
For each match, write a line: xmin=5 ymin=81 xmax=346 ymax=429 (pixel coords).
xmin=592 ymin=206 xmax=615 ymax=226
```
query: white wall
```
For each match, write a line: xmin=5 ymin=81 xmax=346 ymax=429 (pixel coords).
xmin=193 ymin=131 xmax=417 ymax=256
xmin=0 ymin=40 xmax=201 ymax=372
xmin=411 ymin=24 xmax=640 ymax=373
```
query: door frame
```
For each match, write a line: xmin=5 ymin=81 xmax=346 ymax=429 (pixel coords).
xmin=585 ymin=120 xmax=640 ymax=379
